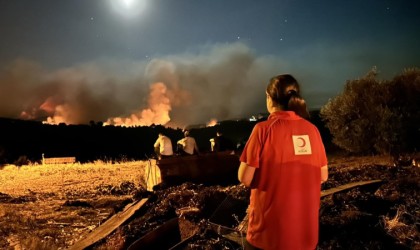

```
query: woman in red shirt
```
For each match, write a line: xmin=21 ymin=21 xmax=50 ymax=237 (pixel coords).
xmin=238 ymin=74 xmax=328 ymax=250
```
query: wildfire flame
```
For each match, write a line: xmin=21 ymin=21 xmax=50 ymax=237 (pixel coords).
xmin=40 ymin=97 xmax=72 ymax=125
xmin=36 ymin=82 xmax=172 ymax=127
xmin=20 ymin=109 xmax=37 ymax=120
xmin=42 ymin=104 xmax=71 ymax=125
xmin=105 ymin=82 xmax=171 ymax=127
xmin=39 ymin=97 xmax=57 ymax=114
xmin=206 ymin=118 xmax=218 ymax=127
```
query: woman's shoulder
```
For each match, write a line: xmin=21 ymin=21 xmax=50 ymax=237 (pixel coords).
xmin=252 ymin=119 xmax=275 ymax=133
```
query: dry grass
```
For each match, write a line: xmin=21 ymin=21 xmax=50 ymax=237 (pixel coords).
xmin=0 ymin=160 xmax=151 ymax=250
xmin=382 ymin=207 xmax=419 ymax=247
xmin=383 ymin=209 xmax=405 ymax=231
xmin=0 ymin=160 xmax=148 ymax=196
xmin=327 ymin=154 xmax=394 ymax=169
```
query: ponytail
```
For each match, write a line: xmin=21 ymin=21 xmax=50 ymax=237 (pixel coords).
xmin=287 ymin=91 xmax=309 ymax=119
xmin=267 ymin=74 xmax=310 ymax=119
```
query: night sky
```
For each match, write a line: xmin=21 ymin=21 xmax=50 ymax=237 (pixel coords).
xmin=0 ymin=0 xmax=419 ymax=127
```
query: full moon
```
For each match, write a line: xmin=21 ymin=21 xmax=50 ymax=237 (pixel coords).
xmin=110 ymin=0 xmax=147 ymax=18
xmin=122 ymin=0 xmax=134 ymax=6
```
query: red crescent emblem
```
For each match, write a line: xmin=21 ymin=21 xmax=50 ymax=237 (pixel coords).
xmin=297 ymin=137 xmax=306 ymax=147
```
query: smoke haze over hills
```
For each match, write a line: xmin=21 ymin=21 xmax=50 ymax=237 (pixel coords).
xmin=0 ymin=42 xmax=418 ymax=127
xmin=0 ymin=43 xmax=285 ymax=127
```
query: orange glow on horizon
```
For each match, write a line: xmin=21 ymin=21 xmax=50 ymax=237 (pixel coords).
xmin=39 ymin=97 xmax=57 ymax=114
xmin=207 ymin=118 xmax=218 ymax=127
xmin=105 ymin=82 xmax=172 ymax=127
xmin=38 ymin=82 xmax=173 ymax=127
xmin=42 ymin=104 xmax=71 ymax=125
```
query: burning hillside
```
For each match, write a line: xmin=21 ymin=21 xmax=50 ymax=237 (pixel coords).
xmin=0 ymin=43 xmax=281 ymax=128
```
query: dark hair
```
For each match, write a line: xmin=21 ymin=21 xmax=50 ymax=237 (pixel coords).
xmin=266 ymin=74 xmax=309 ymax=119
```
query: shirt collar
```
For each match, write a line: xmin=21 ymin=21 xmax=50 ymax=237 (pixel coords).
xmin=268 ymin=111 xmax=301 ymax=120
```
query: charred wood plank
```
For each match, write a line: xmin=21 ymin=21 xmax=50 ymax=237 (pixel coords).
xmin=320 ymin=179 xmax=382 ymax=197
xmin=69 ymin=198 xmax=148 ymax=250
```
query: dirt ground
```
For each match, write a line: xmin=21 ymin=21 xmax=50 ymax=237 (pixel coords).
xmin=0 ymin=161 xmax=146 ymax=250
xmin=0 ymin=155 xmax=419 ymax=250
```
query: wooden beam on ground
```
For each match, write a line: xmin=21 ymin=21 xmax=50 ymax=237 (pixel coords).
xmin=69 ymin=198 xmax=148 ymax=250
xmin=321 ymin=179 xmax=382 ymax=197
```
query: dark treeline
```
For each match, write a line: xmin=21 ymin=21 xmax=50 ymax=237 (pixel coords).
xmin=0 ymin=110 xmax=330 ymax=165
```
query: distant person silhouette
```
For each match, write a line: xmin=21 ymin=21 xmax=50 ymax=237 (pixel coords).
xmin=177 ymin=130 xmax=200 ymax=155
xmin=153 ymin=133 xmax=173 ymax=160
xmin=213 ymin=131 xmax=235 ymax=152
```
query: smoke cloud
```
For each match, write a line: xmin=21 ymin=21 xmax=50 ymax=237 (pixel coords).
xmin=0 ymin=43 xmax=287 ymax=127
xmin=1 ymin=41 xmax=410 ymax=127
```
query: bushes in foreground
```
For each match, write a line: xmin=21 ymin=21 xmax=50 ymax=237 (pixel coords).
xmin=320 ymin=67 xmax=419 ymax=156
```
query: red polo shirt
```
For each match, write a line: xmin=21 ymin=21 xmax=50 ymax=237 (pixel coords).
xmin=240 ymin=111 xmax=327 ymax=250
